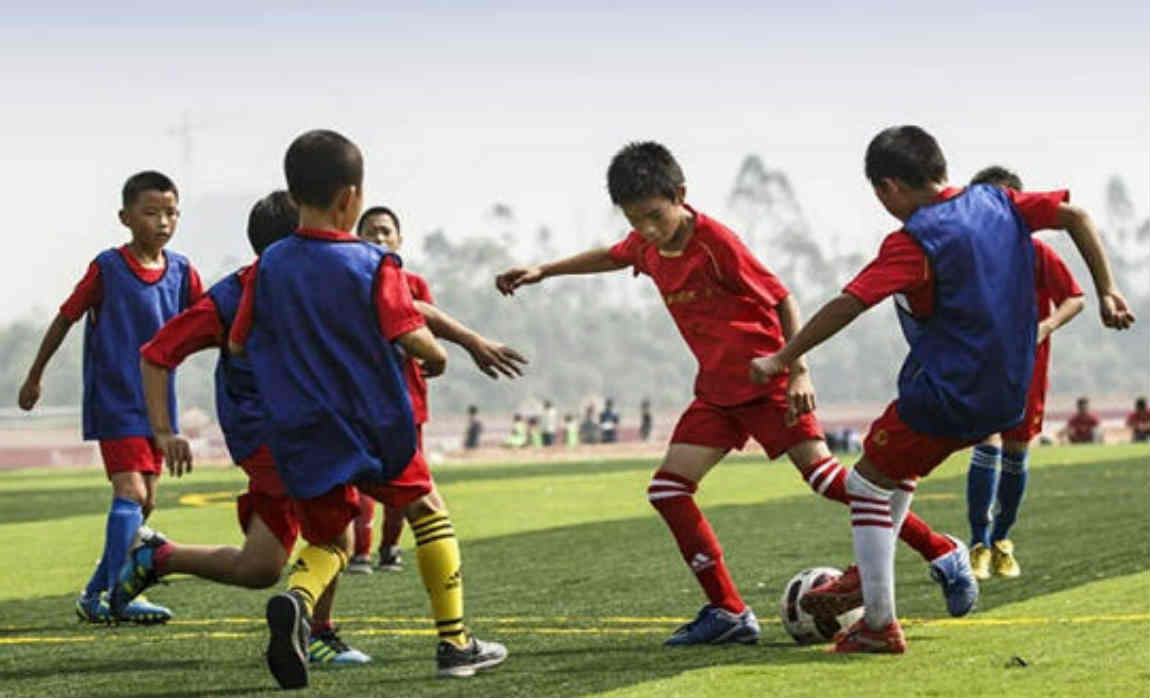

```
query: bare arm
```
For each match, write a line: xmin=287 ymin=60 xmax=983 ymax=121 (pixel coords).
xmin=495 ymin=247 xmax=628 ymax=296
xmin=396 ymin=326 xmax=448 ymax=377
xmin=413 ymin=300 xmax=527 ymax=379
xmin=1037 ymin=295 xmax=1086 ymax=344
xmin=141 ymin=359 xmax=193 ymax=476
xmin=751 ymin=294 xmax=867 ymax=383
xmin=773 ymin=294 xmax=817 ymax=418
xmin=18 ymin=313 xmax=76 ymax=410
xmin=1056 ymin=204 xmax=1135 ymax=329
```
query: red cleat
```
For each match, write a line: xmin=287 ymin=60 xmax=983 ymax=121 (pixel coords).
xmin=829 ymin=617 xmax=906 ymax=654
xmin=800 ymin=563 xmax=862 ymax=618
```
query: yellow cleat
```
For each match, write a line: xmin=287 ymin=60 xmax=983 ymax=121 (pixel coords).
xmin=991 ymin=540 xmax=1021 ymax=578
xmin=969 ymin=543 xmax=992 ymax=580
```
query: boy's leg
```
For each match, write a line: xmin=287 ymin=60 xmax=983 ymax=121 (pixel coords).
xmin=966 ymin=437 xmax=1001 ymax=551
xmin=350 ymin=491 xmax=375 ymax=573
xmin=990 ymin=438 xmax=1030 ymax=577
xmin=378 ymin=505 xmax=405 ymax=570
xmin=306 ymin=534 xmax=372 ymax=666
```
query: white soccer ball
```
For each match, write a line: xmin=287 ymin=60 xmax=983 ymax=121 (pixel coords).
xmin=779 ymin=566 xmax=863 ymax=644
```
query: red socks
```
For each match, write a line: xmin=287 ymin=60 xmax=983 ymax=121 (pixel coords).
xmin=898 ymin=511 xmax=954 ymax=561
xmin=648 ymin=470 xmax=745 ymax=614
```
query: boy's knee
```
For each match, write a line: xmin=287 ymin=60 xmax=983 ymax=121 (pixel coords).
xmin=242 ymin=563 xmax=283 ymax=589
xmin=404 ymin=492 xmax=445 ymax=522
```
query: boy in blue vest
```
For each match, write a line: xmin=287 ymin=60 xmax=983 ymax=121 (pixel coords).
xmin=751 ymin=125 xmax=1135 ymax=653
xmin=228 ymin=130 xmax=507 ymax=688
xmin=18 ymin=171 xmax=202 ymax=625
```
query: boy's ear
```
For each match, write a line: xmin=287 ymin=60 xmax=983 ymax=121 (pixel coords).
xmin=674 ymin=184 xmax=687 ymax=204
xmin=118 ymin=208 xmax=129 ymax=227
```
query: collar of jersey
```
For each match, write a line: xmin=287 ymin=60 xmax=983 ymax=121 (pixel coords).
xmin=295 ymin=227 xmax=358 ymax=242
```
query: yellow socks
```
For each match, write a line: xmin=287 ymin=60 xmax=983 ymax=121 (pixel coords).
xmin=412 ymin=512 xmax=467 ymax=648
xmin=287 ymin=544 xmax=348 ymax=615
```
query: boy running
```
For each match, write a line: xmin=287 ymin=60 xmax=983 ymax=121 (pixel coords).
xmin=755 ymin=125 xmax=1134 ymax=654
xmin=229 ymin=130 xmax=508 ymax=688
xmin=18 ymin=171 xmax=202 ymax=624
xmin=963 ymin=166 xmax=1085 ymax=580
xmin=495 ymin=141 xmax=976 ymax=646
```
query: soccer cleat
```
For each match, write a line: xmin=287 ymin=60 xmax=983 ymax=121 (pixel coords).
xmin=436 ymin=631 xmax=508 ymax=678
xmin=75 ymin=592 xmax=112 ymax=624
xmin=346 ymin=555 xmax=374 ymax=575
xmin=377 ymin=546 xmax=403 ymax=572
xmin=969 ymin=543 xmax=992 ymax=580
xmin=800 ymin=564 xmax=862 ymax=619
xmin=111 ymin=531 xmax=168 ymax=618
xmin=308 ymin=627 xmax=372 ymax=665
xmin=266 ymin=591 xmax=311 ymax=690
xmin=991 ymin=539 xmax=1021 ymax=578
xmin=928 ymin=535 xmax=979 ymax=617
xmin=663 ymin=604 xmax=761 ymax=646
xmin=829 ymin=617 xmax=906 ymax=654
xmin=118 ymin=595 xmax=172 ymax=625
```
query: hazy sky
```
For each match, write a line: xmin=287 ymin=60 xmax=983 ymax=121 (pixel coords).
xmin=1 ymin=0 xmax=1147 ymax=321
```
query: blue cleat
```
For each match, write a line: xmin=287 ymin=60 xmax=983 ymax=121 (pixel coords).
xmin=929 ymin=535 xmax=979 ymax=617
xmin=75 ymin=592 xmax=112 ymax=624
xmin=664 ymin=604 xmax=760 ymax=646
xmin=308 ymin=627 xmax=372 ymax=665
xmin=119 ymin=595 xmax=172 ymax=625
xmin=111 ymin=531 xmax=167 ymax=619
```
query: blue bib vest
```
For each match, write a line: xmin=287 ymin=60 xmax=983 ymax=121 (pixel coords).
xmin=248 ymin=235 xmax=416 ymax=500
xmin=83 ymin=248 xmax=191 ymax=440
xmin=895 ymin=184 xmax=1037 ymax=440
xmin=207 ymin=270 xmax=267 ymax=464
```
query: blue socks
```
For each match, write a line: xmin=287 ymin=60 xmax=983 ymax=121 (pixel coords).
xmin=966 ymin=444 xmax=1000 ymax=547
xmin=87 ymin=497 xmax=143 ymax=597
xmin=992 ymin=451 xmax=1029 ymax=542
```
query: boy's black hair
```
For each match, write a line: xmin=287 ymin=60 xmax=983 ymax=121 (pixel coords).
xmin=865 ymin=126 xmax=948 ymax=188
xmin=122 ymin=170 xmax=178 ymax=207
xmin=358 ymin=206 xmax=400 ymax=235
xmin=247 ymin=190 xmax=298 ymax=255
xmin=971 ymin=165 xmax=1023 ymax=190
xmin=606 ymin=141 xmax=685 ymax=206
xmin=1077 ymin=396 xmax=1090 ymax=405
xmin=1137 ymin=397 xmax=1147 ymax=410
xmin=283 ymin=130 xmax=363 ymax=208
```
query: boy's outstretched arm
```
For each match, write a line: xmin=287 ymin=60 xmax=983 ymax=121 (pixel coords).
xmin=18 ymin=313 xmax=76 ymax=410
xmin=413 ymin=301 xmax=527 ymax=379
xmin=495 ymin=247 xmax=629 ymax=296
xmin=140 ymin=358 xmax=193 ymax=477
xmin=1056 ymin=204 xmax=1135 ymax=329
xmin=1038 ymin=295 xmax=1085 ymax=344
xmin=396 ymin=326 xmax=448 ymax=378
xmin=750 ymin=293 xmax=867 ymax=387
xmin=773 ymin=294 xmax=816 ymax=418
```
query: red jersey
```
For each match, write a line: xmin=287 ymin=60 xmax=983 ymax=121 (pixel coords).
xmin=1126 ymin=409 xmax=1150 ymax=441
xmin=608 ymin=206 xmax=790 ymax=406
xmin=1066 ymin=411 xmax=1100 ymax=443
xmin=402 ymin=270 xmax=434 ymax=424
xmin=844 ymin=188 xmax=1070 ymax=317
xmin=60 ymin=245 xmax=204 ymax=322
xmin=140 ymin=267 xmax=254 ymax=369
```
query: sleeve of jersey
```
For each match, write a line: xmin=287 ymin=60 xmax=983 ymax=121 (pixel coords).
xmin=227 ymin=260 xmax=258 ymax=350
xmin=412 ymin=274 xmax=434 ymax=304
xmin=140 ymin=296 xmax=225 ymax=369
xmin=1036 ymin=241 xmax=1084 ymax=304
xmin=1008 ymin=189 xmax=1069 ymax=231
xmin=185 ymin=265 xmax=206 ymax=305
xmin=843 ymin=232 xmax=930 ymax=308
xmin=607 ymin=232 xmax=644 ymax=275
xmin=59 ymin=261 xmax=102 ymax=321
xmin=376 ymin=259 xmax=426 ymax=341
xmin=714 ymin=229 xmax=788 ymax=306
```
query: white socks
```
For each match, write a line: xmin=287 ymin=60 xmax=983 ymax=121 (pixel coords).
xmin=847 ymin=469 xmax=898 ymax=629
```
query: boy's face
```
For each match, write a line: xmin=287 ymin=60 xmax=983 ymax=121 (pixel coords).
xmin=360 ymin=212 xmax=401 ymax=250
xmin=872 ymin=179 xmax=917 ymax=222
xmin=620 ymin=187 xmax=688 ymax=248
xmin=1077 ymin=399 xmax=1089 ymax=413
xmin=120 ymin=189 xmax=179 ymax=249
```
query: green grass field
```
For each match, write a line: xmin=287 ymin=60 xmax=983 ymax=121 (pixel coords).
xmin=1 ymin=443 xmax=1147 ymax=697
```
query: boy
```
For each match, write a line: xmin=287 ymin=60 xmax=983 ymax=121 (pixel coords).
xmin=121 ymin=190 xmax=369 ymax=665
xmin=1127 ymin=397 xmax=1150 ymax=442
xmin=495 ymin=141 xmax=974 ymax=646
xmin=229 ymin=130 xmax=508 ymax=687
xmin=964 ymin=167 xmax=1085 ymax=580
xmin=353 ymin=204 xmax=526 ymax=574
xmin=1064 ymin=397 xmax=1101 ymax=443
xmin=18 ymin=170 xmax=203 ymax=624
xmin=755 ymin=125 xmax=1134 ymax=653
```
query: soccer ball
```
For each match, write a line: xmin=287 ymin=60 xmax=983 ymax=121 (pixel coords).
xmin=779 ymin=567 xmax=863 ymax=644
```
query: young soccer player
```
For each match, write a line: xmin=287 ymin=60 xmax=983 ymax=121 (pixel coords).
xmin=229 ymin=130 xmax=508 ymax=687
xmin=1127 ymin=397 xmax=1150 ymax=442
xmin=495 ymin=141 xmax=976 ymax=646
xmin=963 ymin=166 xmax=1085 ymax=581
xmin=18 ymin=171 xmax=202 ymax=624
xmin=755 ymin=125 xmax=1134 ymax=653
xmin=120 ymin=190 xmax=369 ymax=665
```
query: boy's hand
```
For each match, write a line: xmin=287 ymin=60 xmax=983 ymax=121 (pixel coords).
xmin=786 ymin=368 xmax=816 ymax=424
xmin=421 ymin=357 xmax=447 ymax=378
xmin=155 ymin=432 xmax=193 ymax=477
xmin=1100 ymin=290 xmax=1136 ymax=330
xmin=1036 ymin=318 xmax=1055 ymax=345
xmin=467 ymin=337 xmax=528 ymax=379
xmin=495 ymin=266 xmax=544 ymax=296
xmin=17 ymin=377 xmax=40 ymax=411
xmin=750 ymin=355 xmax=787 ymax=384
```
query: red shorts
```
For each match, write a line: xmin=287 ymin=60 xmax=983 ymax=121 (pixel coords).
xmin=670 ymin=396 xmax=824 ymax=459
xmin=99 ymin=437 xmax=163 ymax=478
xmin=236 ymin=445 xmax=299 ymax=553
xmin=1002 ymin=354 xmax=1050 ymax=443
xmin=864 ymin=401 xmax=978 ymax=480
xmin=292 ymin=485 xmax=362 ymax=546
xmin=357 ymin=449 xmax=435 ymax=510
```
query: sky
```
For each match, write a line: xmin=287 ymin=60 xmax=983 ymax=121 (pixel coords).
xmin=1 ymin=0 xmax=1147 ymax=321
